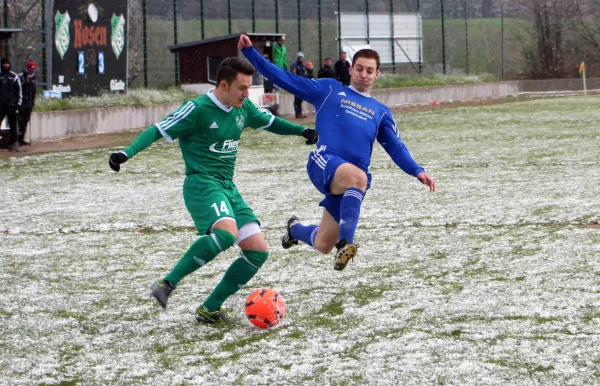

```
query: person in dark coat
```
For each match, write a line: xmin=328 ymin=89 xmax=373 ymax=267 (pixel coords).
xmin=334 ymin=51 xmax=351 ymax=86
xmin=18 ymin=61 xmax=37 ymax=146
xmin=290 ymin=52 xmax=307 ymax=118
xmin=0 ymin=57 xmax=22 ymax=152
xmin=318 ymin=58 xmax=336 ymax=79
xmin=305 ymin=61 xmax=315 ymax=79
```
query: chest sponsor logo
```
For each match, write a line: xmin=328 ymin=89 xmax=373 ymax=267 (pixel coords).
xmin=340 ymin=98 xmax=375 ymax=121
xmin=235 ymin=115 xmax=245 ymax=130
xmin=209 ymin=139 xmax=238 ymax=154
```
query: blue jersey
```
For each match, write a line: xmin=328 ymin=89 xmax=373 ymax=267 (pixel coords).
xmin=242 ymin=47 xmax=424 ymax=178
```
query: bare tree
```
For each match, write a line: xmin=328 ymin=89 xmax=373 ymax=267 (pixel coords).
xmin=513 ymin=0 xmax=575 ymax=78
xmin=572 ymin=0 xmax=600 ymax=61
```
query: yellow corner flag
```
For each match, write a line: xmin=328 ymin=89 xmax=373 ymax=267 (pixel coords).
xmin=579 ymin=61 xmax=587 ymax=96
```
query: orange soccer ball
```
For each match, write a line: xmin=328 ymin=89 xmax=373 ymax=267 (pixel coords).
xmin=245 ymin=288 xmax=286 ymax=329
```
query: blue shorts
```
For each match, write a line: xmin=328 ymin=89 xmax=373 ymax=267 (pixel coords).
xmin=306 ymin=147 xmax=371 ymax=222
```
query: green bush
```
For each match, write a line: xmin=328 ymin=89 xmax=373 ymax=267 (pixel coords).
xmin=34 ymin=88 xmax=198 ymax=112
xmin=373 ymin=73 xmax=497 ymax=89
xmin=34 ymin=76 xmax=497 ymax=112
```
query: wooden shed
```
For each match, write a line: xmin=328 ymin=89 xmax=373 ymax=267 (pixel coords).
xmin=167 ymin=32 xmax=285 ymax=85
xmin=0 ymin=28 xmax=22 ymax=59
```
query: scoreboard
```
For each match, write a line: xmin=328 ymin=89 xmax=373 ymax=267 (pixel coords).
xmin=52 ymin=0 xmax=127 ymax=97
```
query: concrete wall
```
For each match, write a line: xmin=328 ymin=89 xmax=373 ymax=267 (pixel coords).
xmin=274 ymin=79 xmax=595 ymax=116
xmin=28 ymin=102 xmax=181 ymax=141
xmin=22 ymin=78 xmax=597 ymax=141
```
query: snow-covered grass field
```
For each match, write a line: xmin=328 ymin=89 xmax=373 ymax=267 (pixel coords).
xmin=2 ymin=96 xmax=600 ymax=385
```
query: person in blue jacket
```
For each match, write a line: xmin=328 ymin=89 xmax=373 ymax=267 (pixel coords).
xmin=239 ymin=34 xmax=436 ymax=271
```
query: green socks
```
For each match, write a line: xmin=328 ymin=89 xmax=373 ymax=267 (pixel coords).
xmin=162 ymin=232 xmax=269 ymax=312
xmin=164 ymin=229 xmax=236 ymax=287
xmin=203 ymin=250 xmax=269 ymax=312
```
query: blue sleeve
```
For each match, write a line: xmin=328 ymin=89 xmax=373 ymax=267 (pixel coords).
xmin=242 ymin=46 xmax=327 ymax=106
xmin=377 ymin=110 xmax=425 ymax=178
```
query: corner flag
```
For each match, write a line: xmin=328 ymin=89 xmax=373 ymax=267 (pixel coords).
xmin=579 ymin=61 xmax=587 ymax=96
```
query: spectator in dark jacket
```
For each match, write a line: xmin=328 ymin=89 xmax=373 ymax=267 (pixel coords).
xmin=318 ymin=57 xmax=336 ymax=79
xmin=334 ymin=51 xmax=351 ymax=86
xmin=305 ymin=61 xmax=315 ymax=79
xmin=290 ymin=52 xmax=307 ymax=118
xmin=0 ymin=57 xmax=22 ymax=152
xmin=18 ymin=61 xmax=37 ymax=146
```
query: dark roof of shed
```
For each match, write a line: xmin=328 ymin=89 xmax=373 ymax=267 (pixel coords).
xmin=167 ymin=32 xmax=286 ymax=51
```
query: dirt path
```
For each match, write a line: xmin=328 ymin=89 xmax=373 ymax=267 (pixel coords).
xmin=0 ymin=97 xmax=520 ymax=159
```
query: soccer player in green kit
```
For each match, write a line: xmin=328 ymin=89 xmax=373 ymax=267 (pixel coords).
xmin=108 ymin=57 xmax=318 ymax=324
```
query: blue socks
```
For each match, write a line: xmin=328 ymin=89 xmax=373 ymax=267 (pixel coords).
xmin=291 ymin=188 xmax=364 ymax=248
xmin=291 ymin=223 xmax=320 ymax=247
xmin=339 ymin=188 xmax=364 ymax=244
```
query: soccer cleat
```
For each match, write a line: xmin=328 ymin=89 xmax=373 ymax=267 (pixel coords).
xmin=150 ymin=280 xmax=175 ymax=309
xmin=281 ymin=216 xmax=300 ymax=249
xmin=333 ymin=238 xmax=358 ymax=271
xmin=195 ymin=305 xmax=229 ymax=324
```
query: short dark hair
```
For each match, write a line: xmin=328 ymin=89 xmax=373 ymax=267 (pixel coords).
xmin=216 ymin=57 xmax=255 ymax=85
xmin=352 ymin=49 xmax=380 ymax=70
xmin=325 ymin=57 xmax=331 ymax=61
xmin=341 ymin=51 xmax=347 ymax=54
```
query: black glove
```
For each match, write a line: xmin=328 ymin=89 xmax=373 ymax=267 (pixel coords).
xmin=109 ymin=152 xmax=129 ymax=172
xmin=302 ymin=128 xmax=318 ymax=145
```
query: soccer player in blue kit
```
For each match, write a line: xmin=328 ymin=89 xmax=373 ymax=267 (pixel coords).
xmin=239 ymin=34 xmax=436 ymax=271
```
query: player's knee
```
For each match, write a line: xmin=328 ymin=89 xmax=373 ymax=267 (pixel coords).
xmin=242 ymin=250 xmax=269 ymax=268
xmin=213 ymin=229 xmax=237 ymax=251
xmin=314 ymin=238 xmax=335 ymax=254
xmin=349 ymin=173 xmax=368 ymax=191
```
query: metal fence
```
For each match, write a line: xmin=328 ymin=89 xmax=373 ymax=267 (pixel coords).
xmin=2 ymin=0 xmax=522 ymax=89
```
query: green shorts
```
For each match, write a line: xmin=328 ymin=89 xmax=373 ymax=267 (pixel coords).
xmin=183 ymin=174 xmax=259 ymax=235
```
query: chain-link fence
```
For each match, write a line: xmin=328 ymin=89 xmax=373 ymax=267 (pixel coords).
xmin=131 ymin=0 xmax=523 ymax=88
xmin=1 ymin=0 xmax=46 ymax=83
xmin=2 ymin=0 xmax=530 ymax=89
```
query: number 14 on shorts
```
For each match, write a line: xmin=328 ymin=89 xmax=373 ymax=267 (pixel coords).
xmin=211 ymin=201 xmax=230 ymax=216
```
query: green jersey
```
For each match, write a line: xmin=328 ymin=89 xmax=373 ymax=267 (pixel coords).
xmin=123 ymin=90 xmax=306 ymax=180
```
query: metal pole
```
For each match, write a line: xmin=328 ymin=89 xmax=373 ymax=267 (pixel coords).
xmin=318 ymin=0 xmax=322 ymax=66
xmin=337 ymin=0 xmax=341 ymax=58
xmin=251 ymin=0 xmax=255 ymax=33
xmin=41 ymin=0 xmax=47 ymax=87
xmin=227 ymin=0 xmax=231 ymax=34
xmin=297 ymin=0 xmax=302 ymax=51
xmin=275 ymin=0 xmax=279 ymax=34
xmin=501 ymin=5 xmax=504 ymax=79
xmin=464 ymin=0 xmax=469 ymax=75
xmin=201 ymin=0 xmax=205 ymax=39
xmin=441 ymin=0 xmax=446 ymax=74
xmin=173 ymin=0 xmax=179 ymax=86
xmin=365 ymin=0 xmax=370 ymax=44
xmin=46 ymin=0 xmax=53 ymax=90
xmin=417 ymin=0 xmax=422 ymax=73
xmin=3 ymin=0 xmax=8 ymax=56
xmin=390 ymin=0 xmax=395 ymax=73
xmin=142 ymin=0 xmax=148 ymax=87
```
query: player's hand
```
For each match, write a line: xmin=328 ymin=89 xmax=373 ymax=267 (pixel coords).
xmin=238 ymin=34 xmax=252 ymax=49
xmin=417 ymin=172 xmax=436 ymax=192
xmin=302 ymin=128 xmax=318 ymax=145
xmin=109 ymin=151 xmax=128 ymax=172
